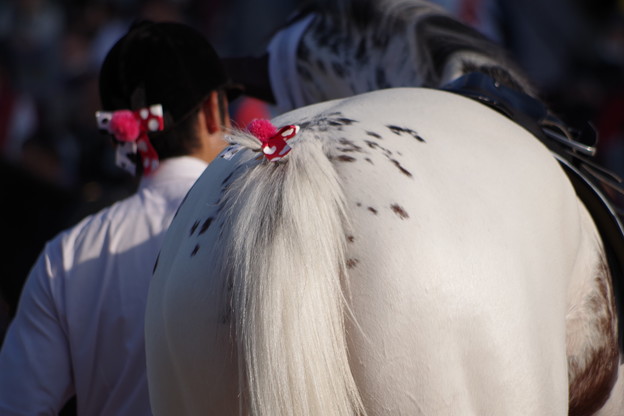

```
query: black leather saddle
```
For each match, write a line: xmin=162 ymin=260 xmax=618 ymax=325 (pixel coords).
xmin=443 ymin=72 xmax=624 ymax=352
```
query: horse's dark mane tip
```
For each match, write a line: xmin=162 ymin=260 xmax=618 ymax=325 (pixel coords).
xmin=413 ymin=13 xmax=535 ymax=93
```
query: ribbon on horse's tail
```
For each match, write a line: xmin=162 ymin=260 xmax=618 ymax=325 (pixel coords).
xmin=247 ymin=118 xmax=300 ymax=162
xmin=95 ymin=105 xmax=164 ymax=176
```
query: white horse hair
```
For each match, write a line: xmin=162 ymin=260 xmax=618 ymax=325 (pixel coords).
xmin=145 ymin=88 xmax=622 ymax=415
xmin=224 ymin=134 xmax=363 ymax=416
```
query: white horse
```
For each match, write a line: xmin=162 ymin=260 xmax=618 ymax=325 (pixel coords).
xmin=144 ymin=87 xmax=623 ymax=415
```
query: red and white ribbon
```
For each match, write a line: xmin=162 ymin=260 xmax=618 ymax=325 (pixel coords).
xmin=247 ymin=119 xmax=300 ymax=162
xmin=96 ymin=104 xmax=164 ymax=175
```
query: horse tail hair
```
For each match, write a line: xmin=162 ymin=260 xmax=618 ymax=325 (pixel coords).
xmin=221 ymin=132 xmax=365 ymax=416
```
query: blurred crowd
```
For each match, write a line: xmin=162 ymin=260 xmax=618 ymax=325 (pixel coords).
xmin=1 ymin=0 xmax=623 ymax=336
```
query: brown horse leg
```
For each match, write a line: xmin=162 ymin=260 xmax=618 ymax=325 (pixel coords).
xmin=567 ymin=257 xmax=620 ymax=416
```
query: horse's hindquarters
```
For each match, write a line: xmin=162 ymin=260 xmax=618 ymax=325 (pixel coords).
xmin=292 ymin=89 xmax=585 ymax=414
xmin=145 ymin=88 xmax=612 ymax=415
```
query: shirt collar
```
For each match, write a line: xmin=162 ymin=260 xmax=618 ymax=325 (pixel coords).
xmin=138 ymin=156 xmax=208 ymax=190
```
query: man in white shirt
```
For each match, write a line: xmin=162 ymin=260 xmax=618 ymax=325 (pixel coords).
xmin=0 ymin=20 xmax=239 ymax=415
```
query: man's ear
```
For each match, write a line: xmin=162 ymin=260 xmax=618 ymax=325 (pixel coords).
xmin=201 ymin=90 xmax=230 ymax=134
xmin=201 ymin=91 xmax=219 ymax=134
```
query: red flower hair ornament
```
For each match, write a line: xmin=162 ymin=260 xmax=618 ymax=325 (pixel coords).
xmin=247 ymin=119 xmax=300 ymax=162
xmin=95 ymin=104 xmax=164 ymax=175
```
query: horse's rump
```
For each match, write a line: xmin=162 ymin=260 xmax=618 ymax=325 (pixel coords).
xmin=145 ymin=88 xmax=618 ymax=415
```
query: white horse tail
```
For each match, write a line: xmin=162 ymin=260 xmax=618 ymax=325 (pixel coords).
xmin=221 ymin=133 xmax=365 ymax=416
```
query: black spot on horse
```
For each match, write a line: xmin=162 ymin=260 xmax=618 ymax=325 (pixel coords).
xmin=337 ymin=138 xmax=364 ymax=153
xmin=306 ymin=114 xmax=351 ymax=133
xmin=336 ymin=117 xmax=357 ymax=126
xmin=387 ymin=125 xmax=406 ymax=135
xmin=386 ymin=125 xmax=426 ymax=142
xmin=347 ymin=258 xmax=360 ymax=269
xmin=347 ymin=235 xmax=355 ymax=243
xmin=199 ymin=217 xmax=213 ymax=235
xmin=365 ymin=140 xmax=392 ymax=156
xmin=222 ymin=172 xmax=234 ymax=187
xmin=190 ymin=220 xmax=200 ymax=236
xmin=391 ymin=204 xmax=409 ymax=219
xmin=328 ymin=117 xmax=357 ymax=129
xmin=366 ymin=131 xmax=382 ymax=139
xmin=336 ymin=155 xmax=357 ymax=162
xmin=365 ymin=157 xmax=374 ymax=164
xmin=191 ymin=244 xmax=200 ymax=257
xmin=368 ymin=207 xmax=378 ymax=214
xmin=390 ymin=159 xmax=412 ymax=178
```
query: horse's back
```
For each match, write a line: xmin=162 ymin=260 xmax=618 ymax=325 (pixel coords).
xmin=146 ymin=88 xmax=609 ymax=415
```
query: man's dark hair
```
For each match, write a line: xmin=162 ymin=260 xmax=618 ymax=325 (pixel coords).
xmin=99 ymin=20 xmax=239 ymax=164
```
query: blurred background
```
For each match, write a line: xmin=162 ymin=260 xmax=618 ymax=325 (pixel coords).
xmin=0 ymin=0 xmax=623 ymax=354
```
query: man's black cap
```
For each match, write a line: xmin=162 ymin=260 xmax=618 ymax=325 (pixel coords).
xmin=99 ymin=20 xmax=242 ymax=126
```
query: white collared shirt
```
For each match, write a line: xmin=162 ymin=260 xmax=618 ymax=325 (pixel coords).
xmin=0 ymin=156 xmax=207 ymax=416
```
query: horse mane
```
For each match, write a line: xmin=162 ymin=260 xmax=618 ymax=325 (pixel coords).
xmin=217 ymin=129 xmax=365 ymax=416
xmin=293 ymin=0 xmax=536 ymax=97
